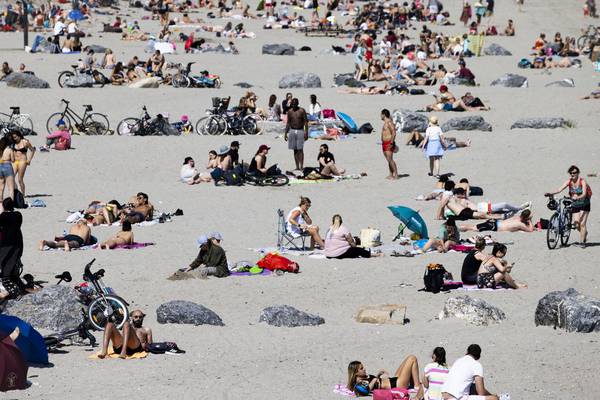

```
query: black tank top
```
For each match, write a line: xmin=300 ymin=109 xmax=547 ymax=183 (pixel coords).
xmin=461 ymin=250 xmax=481 ymax=284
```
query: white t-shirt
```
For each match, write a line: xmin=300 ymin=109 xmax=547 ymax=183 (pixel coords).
xmin=441 ymin=355 xmax=484 ymax=398
xmin=53 ymin=21 xmax=66 ymax=35
xmin=426 ymin=125 xmax=443 ymax=141
xmin=67 ymin=22 xmax=78 ymax=34
xmin=180 ymin=164 xmax=197 ymax=183
xmin=308 ymin=103 xmax=322 ymax=118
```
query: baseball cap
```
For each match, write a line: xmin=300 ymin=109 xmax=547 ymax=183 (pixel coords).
xmin=209 ymin=232 xmax=223 ymax=241
xmin=196 ymin=235 xmax=208 ymax=247
xmin=230 ymin=140 xmax=240 ymax=147
xmin=258 ymin=144 xmax=271 ymax=152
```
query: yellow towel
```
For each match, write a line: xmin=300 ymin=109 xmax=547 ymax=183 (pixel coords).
xmin=89 ymin=346 xmax=148 ymax=360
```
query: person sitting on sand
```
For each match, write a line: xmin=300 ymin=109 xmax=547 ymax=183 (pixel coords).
xmin=476 ymin=243 xmax=527 ymax=289
xmin=215 ymin=145 xmax=233 ymax=171
xmin=85 ymin=200 xmax=123 ymax=225
xmin=347 ymin=356 xmax=424 ymax=398
xmin=423 ymin=347 xmax=450 ymax=400
xmin=325 ymin=214 xmax=378 ymax=259
xmin=441 ymin=344 xmax=500 ymax=400
xmin=100 ymin=220 xmax=134 ymax=249
xmin=419 ymin=217 xmax=460 ymax=253
xmin=248 ymin=144 xmax=270 ymax=176
xmin=459 ymin=209 xmax=534 ymax=233
xmin=503 ymin=19 xmax=514 ymax=36
xmin=183 ymin=234 xmax=230 ymax=278
xmin=287 ymin=196 xmax=324 ymax=249
xmin=317 ymin=144 xmax=345 ymax=177
xmin=180 ymin=156 xmax=212 ymax=184
xmin=150 ymin=50 xmax=165 ymax=75
xmin=461 ymin=237 xmax=487 ymax=285
xmin=40 ymin=219 xmax=92 ymax=251
xmin=41 ymin=120 xmax=71 ymax=151
xmin=98 ymin=309 xmax=152 ymax=359
xmin=119 ymin=192 xmax=153 ymax=224
xmin=110 ymin=62 xmax=125 ymax=85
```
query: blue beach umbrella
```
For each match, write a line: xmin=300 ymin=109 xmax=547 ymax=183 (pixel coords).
xmin=387 ymin=206 xmax=429 ymax=239
xmin=0 ymin=315 xmax=48 ymax=365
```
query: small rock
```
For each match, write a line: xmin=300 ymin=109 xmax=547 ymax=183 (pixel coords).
xmin=438 ymin=295 xmax=506 ymax=326
xmin=441 ymin=116 xmax=492 ymax=132
xmin=5 ymin=73 xmax=50 ymax=89
xmin=156 ymin=300 xmax=224 ymax=326
xmin=545 ymin=78 xmax=575 ymax=88
xmin=483 ymin=43 xmax=512 ymax=56
xmin=262 ymin=43 xmax=295 ymax=55
xmin=491 ymin=73 xmax=528 ymax=88
xmin=510 ymin=117 xmax=571 ymax=129
xmin=259 ymin=305 xmax=324 ymax=327
xmin=278 ymin=72 xmax=321 ymax=89
xmin=4 ymin=285 xmax=81 ymax=331
xmin=392 ymin=109 xmax=429 ymax=132
xmin=298 ymin=46 xmax=312 ymax=51
xmin=355 ymin=304 xmax=406 ymax=325
xmin=234 ymin=82 xmax=253 ymax=88
xmin=84 ymin=44 xmax=107 ymax=54
xmin=535 ymin=288 xmax=600 ymax=333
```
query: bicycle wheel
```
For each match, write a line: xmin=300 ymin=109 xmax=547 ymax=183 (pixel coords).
xmin=116 ymin=117 xmax=142 ymax=136
xmin=546 ymin=213 xmax=560 ymax=250
xmin=83 ymin=113 xmax=110 ymax=135
xmin=13 ymin=114 xmax=34 ymax=133
xmin=88 ymin=295 xmax=129 ymax=331
xmin=213 ymin=78 xmax=222 ymax=88
xmin=204 ymin=115 xmax=227 ymax=135
xmin=57 ymin=71 xmax=74 ymax=88
xmin=266 ymin=174 xmax=289 ymax=187
xmin=560 ymin=211 xmax=572 ymax=246
xmin=172 ymin=73 xmax=190 ymax=88
xmin=46 ymin=113 xmax=71 ymax=134
xmin=242 ymin=115 xmax=258 ymax=135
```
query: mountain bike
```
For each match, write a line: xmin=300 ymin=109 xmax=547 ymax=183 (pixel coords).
xmin=57 ymin=65 xmax=109 ymax=88
xmin=116 ymin=105 xmax=174 ymax=136
xmin=545 ymin=195 xmax=573 ymax=249
xmin=0 ymin=106 xmax=34 ymax=134
xmin=242 ymin=164 xmax=289 ymax=186
xmin=46 ymin=99 xmax=110 ymax=135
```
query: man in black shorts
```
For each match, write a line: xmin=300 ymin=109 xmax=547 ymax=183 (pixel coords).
xmin=99 ymin=309 xmax=153 ymax=359
xmin=284 ymin=98 xmax=308 ymax=170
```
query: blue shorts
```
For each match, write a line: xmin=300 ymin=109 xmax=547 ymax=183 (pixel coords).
xmin=0 ymin=162 xmax=13 ymax=178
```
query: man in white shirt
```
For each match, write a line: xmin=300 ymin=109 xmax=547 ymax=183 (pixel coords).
xmin=442 ymin=344 xmax=498 ymax=400
xmin=53 ymin=17 xmax=66 ymax=36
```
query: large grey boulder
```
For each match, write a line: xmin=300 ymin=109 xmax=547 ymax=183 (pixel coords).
xmin=156 ymin=300 xmax=224 ymax=326
xmin=441 ymin=116 xmax=492 ymax=132
xmin=5 ymin=73 xmax=50 ymax=89
xmin=545 ymin=78 xmax=575 ymax=88
xmin=392 ymin=109 xmax=429 ymax=133
xmin=333 ymin=73 xmax=365 ymax=88
xmin=4 ymin=285 xmax=80 ymax=331
xmin=438 ymin=296 xmax=506 ymax=326
xmin=510 ymin=117 xmax=571 ymax=129
xmin=262 ymin=43 xmax=295 ymax=55
xmin=278 ymin=72 xmax=321 ymax=89
xmin=491 ymin=73 xmax=528 ymax=88
xmin=483 ymin=43 xmax=512 ymax=56
xmin=84 ymin=44 xmax=107 ymax=54
xmin=535 ymin=288 xmax=600 ymax=333
xmin=259 ymin=305 xmax=325 ymax=327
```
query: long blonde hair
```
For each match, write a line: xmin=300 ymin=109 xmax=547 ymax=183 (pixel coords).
xmin=347 ymin=361 xmax=362 ymax=392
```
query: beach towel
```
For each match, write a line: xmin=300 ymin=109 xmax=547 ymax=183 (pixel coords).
xmin=333 ymin=384 xmax=356 ymax=397
xmin=28 ymin=199 xmax=46 ymax=207
xmin=89 ymin=346 xmax=148 ymax=360
xmin=111 ymin=242 xmax=155 ymax=250
xmin=230 ymin=269 xmax=271 ymax=276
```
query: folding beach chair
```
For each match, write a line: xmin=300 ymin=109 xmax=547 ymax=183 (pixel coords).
xmin=277 ymin=209 xmax=310 ymax=250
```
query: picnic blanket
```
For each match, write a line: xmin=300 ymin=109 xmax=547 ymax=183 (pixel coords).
xmin=250 ymin=247 xmax=324 ymax=257
xmin=288 ymin=174 xmax=364 ymax=186
xmin=111 ymin=242 xmax=155 ymax=250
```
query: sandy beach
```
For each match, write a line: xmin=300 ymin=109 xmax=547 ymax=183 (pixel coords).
xmin=0 ymin=0 xmax=599 ymax=398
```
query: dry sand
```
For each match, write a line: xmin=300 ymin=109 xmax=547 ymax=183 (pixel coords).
xmin=1 ymin=0 xmax=599 ymax=398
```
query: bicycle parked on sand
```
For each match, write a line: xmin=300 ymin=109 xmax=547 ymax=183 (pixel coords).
xmin=57 ymin=64 xmax=109 ymax=88
xmin=577 ymin=25 xmax=600 ymax=50
xmin=545 ymin=194 xmax=573 ymax=249
xmin=0 ymin=106 xmax=34 ymax=134
xmin=46 ymin=99 xmax=110 ymax=135
xmin=195 ymin=97 xmax=258 ymax=135
xmin=171 ymin=62 xmax=222 ymax=88
xmin=116 ymin=105 xmax=175 ymax=136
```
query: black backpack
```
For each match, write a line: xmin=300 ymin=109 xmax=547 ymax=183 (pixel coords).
xmin=423 ymin=264 xmax=446 ymax=293
xmin=223 ymin=170 xmax=243 ymax=186
xmin=14 ymin=189 xmax=27 ymax=209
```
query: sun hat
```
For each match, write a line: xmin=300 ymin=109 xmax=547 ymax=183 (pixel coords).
xmin=209 ymin=232 xmax=223 ymax=241
xmin=196 ymin=235 xmax=208 ymax=247
xmin=217 ymin=145 xmax=230 ymax=156
xmin=429 ymin=116 xmax=439 ymax=125
xmin=181 ymin=115 xmax=189 ymax=122
xmin=258 ymin=144 xmax=271 ymax=152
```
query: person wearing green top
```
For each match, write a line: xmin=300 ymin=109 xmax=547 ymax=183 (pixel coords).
xmin=185 ymin=235 xmax=230 ymax=278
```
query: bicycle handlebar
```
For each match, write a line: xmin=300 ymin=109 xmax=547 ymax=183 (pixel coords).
xmin=61 ymin=99 xmax=69 ymax=104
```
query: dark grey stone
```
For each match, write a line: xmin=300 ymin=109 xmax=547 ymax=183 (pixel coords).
xmin=278 ymin=72 xmax=321 ymax=89
xmin=491 ymin=73 xmax=528 ymax=88
xmin=392 ymin=109 xmax=429 ymax=132
xmin=5 ymin=73 xmax=50 ymax=89
xmin=4 ymin=285 xmax=81 ymax=331
xmin=156 ymin=300 xmax=224 ymax=326
xmin=438 ymin=295 xmax=506 ymax=326
xmin=333 ymin=73 xmax=365 ymax=88
xmin=83 ymin=44 xmax=107 ymax=54
xmin=510 ymin=117 xmax=570 ymax=129
xmin=444 ymin=76 xmax=476 ymax=86
xmin=234 ymin=82 xmax=253 ymax=88
xmin=441 ymin=116 xmax=492 ymax=132
xmin=259 ymin=305 xmax=325 ymax=327
xmin=535 ymin=288 xmax=600 ymax=333
xmin=545 ymin=78 xmax=575 ymax=88
xmin=483 ymin=43 xmax=512 ymax=56
xmin=262 ymin=43 xmax=295 ymax=55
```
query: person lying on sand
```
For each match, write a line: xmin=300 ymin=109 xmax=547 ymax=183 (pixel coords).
xmin=39 ymin=219 xmax=91 ymax=251
xmin=100 ymin=220 xmax=134 ymax=249
xmin=98 ymin=310 xmax=152 ymax=359
xmin=347 ymin=356 xmax=424 ymax=399
xmin=183 ymin=234 xmax=230 ymax=278
xmin=119 ymin=192 xmax=154 ymax=224
xmin=438 ymin=188 xmax=506 ymax=220
xmin=406 ymin=130 xmax=470 ymax=149
xmin=86 ymin=200 xmax=122 ymax=225
xmin=426 ymin=91 xmax=489 ymax=112
xmin=476 ymin=243 xmax=527 ymax=289
xmin=581 ymin=90 xmax=600 ymax=100
xmin=460 ymin=209 xmax=535 ymax=233
xmin=337 ymin=84 xmax=393 ymax=95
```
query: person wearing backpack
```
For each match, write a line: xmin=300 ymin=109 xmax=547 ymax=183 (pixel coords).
xmin=545 ymin=165 xmax=592 ymax=247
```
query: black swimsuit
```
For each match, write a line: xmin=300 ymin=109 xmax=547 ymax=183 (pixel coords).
xmin=113 ymin=343 xmax=143 ymax=356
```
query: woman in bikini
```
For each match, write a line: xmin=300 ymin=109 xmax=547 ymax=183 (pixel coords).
xmin=0 ymin=137 xmax=15 ymax=203
xmin=11 ymin=130 xmax=35 ymax=198
xmin=100 ymin=220 xmax=134 ymax=249
xmin=347 ymin=357 xmax=424 ymax=398
xmin=476 ymin=243 xmax=527 ymax=289
xmin=545 ymin=165 xmax=591 ymax=247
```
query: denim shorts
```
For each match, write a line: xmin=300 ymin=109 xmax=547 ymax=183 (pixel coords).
xmin=0 ymin=162 xmax=13 ymax=178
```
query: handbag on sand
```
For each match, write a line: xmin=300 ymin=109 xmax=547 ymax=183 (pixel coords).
xmin=360 ymin=228 xmax=382 ymax=247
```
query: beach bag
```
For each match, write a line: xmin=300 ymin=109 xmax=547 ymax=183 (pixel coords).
xmin=518 ymin=58 xmax=531 ymax=69
xmin=13 ymin=189 xmax=27 ymax=209
xmin=223 ymin=170 xmax=243 ymax=186
xmin=410 ymin=88 xmax=425 ymax=95
xmin=257 ymin=253 xmax=299 ymax=273
xmin=360 ymin=228 xmax=381 ymax=247
xmin=423 ymin=263 xmax=446 ymax=293
xmin=54 ymin=137 xmax=70 ymax=151
xmin=322 ymin=109 xmax=335 ymax=119
xmin=373 ymin=388 xmax=409 ymax=400
xmin=146 ymin=342 xmax=185 ymax=354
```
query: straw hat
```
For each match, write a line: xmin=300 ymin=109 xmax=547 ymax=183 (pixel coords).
xmin=429 ymin=116 xmax=439 ymax=125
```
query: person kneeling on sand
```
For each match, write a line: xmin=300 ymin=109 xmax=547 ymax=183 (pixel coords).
xmin=39 ymin=219 xmax=91 ymax=251
xmin=441 ymin=344 xmax=499 ymax=400
xmin=98 ymin=310 xmax=152 ymax=359
xmin=347 ymin=356 xmax=424 ymax=398
xmin=183 ymin=235 xmax=230 ymax=278
xmin=287 ymin=196 xmax=324 ymax=249
xmin=100 ymin=220 xmax=134 ymax=249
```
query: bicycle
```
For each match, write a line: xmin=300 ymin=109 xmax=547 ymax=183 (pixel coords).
xmin=0 ymin=106 xmax=34 ymax=134
xmin=545 ymin=195 xmax=573 ymax=249
xmin=172 ymin=62 xmax=222 ymax=89
xmin=116 ymin=105 xmax=174 ymax=136
xmin=242 ymin=164 xmax=289 ymax=187
xmin=195 ymin=97 xmax=258 ymax=136
xmin=577 ymin=25 xmax=600 ymax=50
xmin=46 ymin=99 xmax=110 ymax=135
xmin=57 ymin=64 xmax=108 ymax=88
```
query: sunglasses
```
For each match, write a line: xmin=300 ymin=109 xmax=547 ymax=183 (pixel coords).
xmin=132 ymin=315 xmax=144 ymax=319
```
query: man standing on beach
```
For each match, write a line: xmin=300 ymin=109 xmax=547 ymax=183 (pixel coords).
xmin=285 ymin=98 xmax=308 ymax=171
xmin=380 ymin=109 xmax=398 ymax=180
